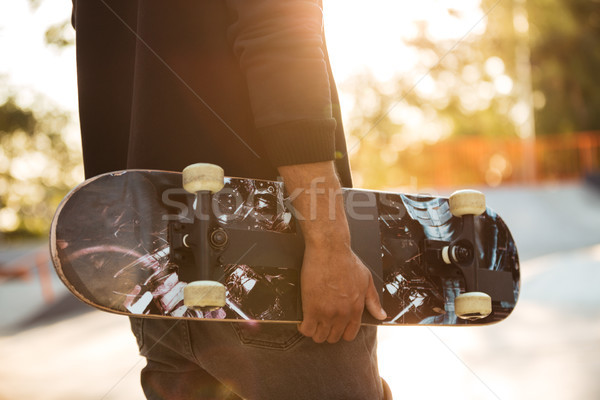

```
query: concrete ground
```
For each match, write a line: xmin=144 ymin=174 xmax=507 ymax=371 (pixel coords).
xmin=1 ymin=182 xmax=599 ymax=399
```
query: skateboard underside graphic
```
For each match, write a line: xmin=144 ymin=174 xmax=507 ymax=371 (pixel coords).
xmin=51 ymin=170 xmax=519 ymax=326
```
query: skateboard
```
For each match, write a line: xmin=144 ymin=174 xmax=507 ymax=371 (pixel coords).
xmin=50 ymin=164 xmax=520 ymax=326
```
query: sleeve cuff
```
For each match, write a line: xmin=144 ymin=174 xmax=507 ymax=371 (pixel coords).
xmin=258 ymin=118 xmax=337 ymax=167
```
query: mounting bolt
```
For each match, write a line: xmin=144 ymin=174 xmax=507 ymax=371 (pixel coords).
xmin=210 ymin=228 xmax=228 ymax=248
xmin=454 ymin=246 xmax=472 ymax=263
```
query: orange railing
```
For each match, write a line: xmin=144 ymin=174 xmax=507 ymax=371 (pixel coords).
xmin=387 ymin=131 xmax=600 ymax=188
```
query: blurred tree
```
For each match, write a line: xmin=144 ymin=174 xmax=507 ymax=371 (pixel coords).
xmin=343 ymin=0 xmax=600 ymax=188
xmin=0 ymin=93 xmax=82 ymax=239
xmin=27 ymin=0 xmax=74 ymax=50
xmin=0 ymin=0 xmax=81 ymax=239
xmin=526 ymin=0 xmax=600 ymax=135
xmin=44 ymin=19 xmax=75 ymax=50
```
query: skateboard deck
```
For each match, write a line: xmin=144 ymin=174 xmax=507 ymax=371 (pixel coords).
xmin=50 ymin=168 xmax=520 ymax=326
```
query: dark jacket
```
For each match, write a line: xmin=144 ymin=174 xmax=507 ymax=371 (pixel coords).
xmin=72 ymin=0 xmax=352 ymax=186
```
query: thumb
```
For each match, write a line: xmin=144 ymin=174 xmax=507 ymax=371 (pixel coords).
xmin=364 ymin=275 xmax=387 ymax=321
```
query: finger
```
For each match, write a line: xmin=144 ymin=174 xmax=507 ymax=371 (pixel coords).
xmin=298 ymin=318 xmax=318 ymax=338
xmin=326 ymin=320 xmax=346 ymax=344
xmin=365 ymin=275 xmax=387 ymax=321
xmin=342 ymin=319 xmax=361 ymax=342
xmin=341 ymin=300 xmax=366 ymax=342
xmin=312 ymin=322 xmax=332 ymax=344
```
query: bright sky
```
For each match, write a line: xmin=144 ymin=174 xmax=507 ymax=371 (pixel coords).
xmin=324 ymin=0 xmax=485 ymax=82
xmin=0 ymin=0 xmax=486 ymax=118
xmin=0 ymin=0 xmax=77 ymax=111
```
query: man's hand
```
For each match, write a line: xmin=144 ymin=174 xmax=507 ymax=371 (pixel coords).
xmin=278 ymin=161 xmax=387 ymax=343
xmin=299 ymin=239 xmax=385 ymax=343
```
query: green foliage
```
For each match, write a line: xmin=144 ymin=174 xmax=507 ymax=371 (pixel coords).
xmin=0 ymin=99 xmax=36 ymax=137
xmin=27 ymin=0 xmax=74 ymax=50
xmin=528 ymin=0 xmax=600 ymax=134
xmin=45 ymin=20 xmax=75 ymax=49
xmin=344 ymin=0 xmax=600 ymax=188
xmin=0 ymin=94 xmax=82 ymax=239
xmin=0 ymin=1 xmax=80 ymax=239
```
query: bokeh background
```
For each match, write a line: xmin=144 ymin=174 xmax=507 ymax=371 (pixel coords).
xmin=1 ymin=0 xmax=599 ymax=399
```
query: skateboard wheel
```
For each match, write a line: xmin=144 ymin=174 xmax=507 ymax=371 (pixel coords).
xmin=184 ymin=281 xmax=226 ymax=309
xmin=442 ymin=246 xmax=451 ymax=264
xmin=182 ymin=163 xmax=225 ymax=194
xmin=448 ymin=190 xmax=486 ymax=217
xmin=454 ymin=292 xmax=492 ymax=320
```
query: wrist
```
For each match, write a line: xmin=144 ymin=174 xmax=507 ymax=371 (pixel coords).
xmin=301 ymin=218 xmax=351 ymax=248
xmin=277 ymin=161 xmax=352 ymax=246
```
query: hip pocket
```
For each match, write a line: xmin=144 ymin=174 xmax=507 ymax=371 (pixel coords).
xmin=232 ymin=323 xmax=304 ymax=351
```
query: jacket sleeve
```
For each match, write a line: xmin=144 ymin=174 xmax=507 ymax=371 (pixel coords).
xmin=226 ymin=0 xmax=336 ymax=167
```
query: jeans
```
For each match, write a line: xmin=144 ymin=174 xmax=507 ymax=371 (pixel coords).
xmin=130 ymin=318 xmax=383 ymax=399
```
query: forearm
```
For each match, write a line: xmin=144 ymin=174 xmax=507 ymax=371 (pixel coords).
xmin=226 ymin=0 xmax=337 ymax=167
xmin=227 ymin=0 xmax=331 ymax=128
xmin=280 ymin=161 xmax=386 ymax=343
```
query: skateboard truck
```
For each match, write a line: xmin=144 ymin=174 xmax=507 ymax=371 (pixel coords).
xmin=425 ymin=190 xmax=492 ymax=321
xmin=170 ymin=163 xmax=307 ymax=313
xmin=177 ymin=163 xmax=228 ymax=311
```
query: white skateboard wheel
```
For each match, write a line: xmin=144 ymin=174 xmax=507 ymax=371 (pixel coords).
xmin=184 ymin=281 xmax=226 ymax=308
xmin=448 ymin=190 xmax=486 ymax=217
xmin=442 ymin=246 xmax=451 ymax=264
xmin=455 ymin=292 xmax=492 ymax=320
xmin=182 ymin=163 xmax=225 ymax=194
